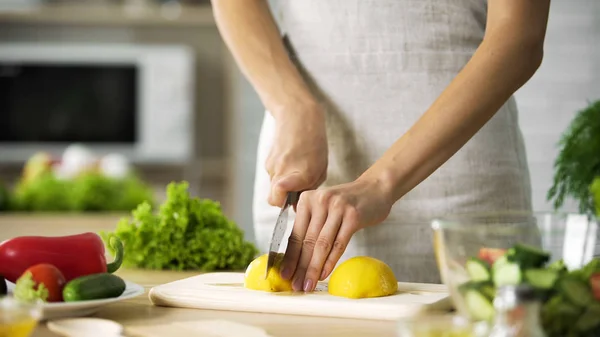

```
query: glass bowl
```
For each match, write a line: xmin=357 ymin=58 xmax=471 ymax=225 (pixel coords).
xmin=431 ymin=211 xmax=600 ymax=323
xmin=397 ymin=313 xmax=490 ymax=337
xmin=0 ymin=296 xmax=43 ymax=337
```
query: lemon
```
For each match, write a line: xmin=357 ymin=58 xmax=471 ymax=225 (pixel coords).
xmin=328 ymin=256 xmax=398 ymax=299
xmin=243 ymin=253 xmax=293 ymax=292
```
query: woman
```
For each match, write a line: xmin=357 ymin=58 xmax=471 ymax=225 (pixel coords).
xmin=212 ymin=0 xmax=550 ymax=291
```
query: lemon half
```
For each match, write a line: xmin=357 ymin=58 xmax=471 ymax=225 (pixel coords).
xmin=328 ymin=256 xmax=398 ymax=299
xmin=243 ymin=253 xmax=293 ymax=292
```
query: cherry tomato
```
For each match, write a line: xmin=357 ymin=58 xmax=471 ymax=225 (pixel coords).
xmin=25 ymin=263 xmax=67 ymax=302
xmin=590 ymin=273 xmax=600 ymax=301
xmin=478 ymin=248 xmax=507 ymax=266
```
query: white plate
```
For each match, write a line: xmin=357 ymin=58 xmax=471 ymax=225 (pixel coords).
xmin=7 ymin=280 xmax=145 ymax=320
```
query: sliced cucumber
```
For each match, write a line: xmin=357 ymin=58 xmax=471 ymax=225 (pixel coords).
xmin=559 ymin=277 xmax=593 ymax=308
xmin=464 ymin=289 xmax=495 ymax=322
xmin=466 ymin=257 xmax=491 ymax=282
xmin=493 ymin=262 xmax=522 ymax=287
xmin=524 ymin=268 xmax=559 ymax=289
xmin=492 ymin=254 xmax=509 ymax=272
xmin=506 ymin=243 xmax=550 ymax=269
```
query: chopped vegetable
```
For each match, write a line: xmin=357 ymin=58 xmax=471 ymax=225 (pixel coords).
xmin=0 ymin=233 xmax=123 ymax=283
xmin=525 ymin=269 xmax=559 ymax=290
xmin=590 ymin=273 xmax=600 ymax=301
xmin=464 ymin=289 xmax=495 ymax=322
xmin=493 ymin=262 xmax=521 ymax=287
xmin=477 ymin=248 xmax=507 ymax=265
xmin=466 ymin=258 xmax=491 ymax=282
xmin=63 ymin=273 xmax=126 ymax=302
xmin=506 ymin=243 xmax=550 ymax=269
xmin=14 ymin=264 xmax=66 ymax=303
xmin=462 ymin=241 xmax=600 ymax=336
xmin=101 ymin=181 xmax=258 ymax=271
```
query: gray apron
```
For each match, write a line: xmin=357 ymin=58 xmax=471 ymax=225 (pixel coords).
xmin=252 ymin=0 xmax=532 ymax=283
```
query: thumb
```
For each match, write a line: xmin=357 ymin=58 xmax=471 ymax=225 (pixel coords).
xmin=268 ymin=172 xmax=306 ymax=207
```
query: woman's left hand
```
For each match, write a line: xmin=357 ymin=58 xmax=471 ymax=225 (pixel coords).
xmin=279 ymin=177 xmax=395 ymax=292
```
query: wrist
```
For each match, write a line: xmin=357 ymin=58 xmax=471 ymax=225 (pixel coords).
xmin=357 ymin=163 xmax=402 ymax=205
xmin=268 ymin=96 xmax=322 ymax=122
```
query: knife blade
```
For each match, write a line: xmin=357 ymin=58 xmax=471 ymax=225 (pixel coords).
xmin=266 ymin=191 xmax=299 ymax=278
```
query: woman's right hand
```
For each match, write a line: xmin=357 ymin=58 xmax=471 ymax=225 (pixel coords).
xmin=266 ymin=104 xmax=329 ymax=208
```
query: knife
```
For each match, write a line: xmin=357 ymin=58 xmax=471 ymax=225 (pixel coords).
xmin=266 ymin=191 xmax=300 ymax=278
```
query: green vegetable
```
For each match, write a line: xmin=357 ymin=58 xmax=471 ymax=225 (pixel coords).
xmin=558 ymin=277 xmax=592 ymax=308
xmin=575 ymin=302 xmax=600 ymax=333
xmin=10 ymin=171 xmax=154 ymax=212
xmin=547 ymin=99 xmax=600 ymax=214
xmin=525 ymin=269 xmax=559 ymax=290
xmin=493 ymin=262 xmax=521 ymax=287
xmin=506 ymin=243 xmax=550 ymax=269
xmin=13 ymin=271 xmax=49 ymax=303
xmin=464 ymin=289 xmax=495 ymax=322
xmin=0 ymin=275 xmax=6 ymax=295
xmin=62 ymin=273 xmax=126 ymax=302
xmin=466 ymin=258 xmax=491 ymax=282
xmin=101 ymin=181 xmax=258 ymax=271
xmin=12 ymin=172 xmax=73 ymax=211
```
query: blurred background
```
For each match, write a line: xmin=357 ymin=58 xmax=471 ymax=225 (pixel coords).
xmin=0 ymin=0 xmax=598 ymax=244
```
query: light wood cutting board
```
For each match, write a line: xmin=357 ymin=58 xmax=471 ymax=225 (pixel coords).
xmin=149 ymin=272 xmax=453 ymax=321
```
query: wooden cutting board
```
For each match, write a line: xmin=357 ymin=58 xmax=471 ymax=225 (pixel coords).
xmin=149 ymin=272 xmax=453 ymax=321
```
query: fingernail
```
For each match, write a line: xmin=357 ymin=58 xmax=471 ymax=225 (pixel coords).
xmin=280 ymin=266 xmax=292 ymax=280
xmin=320 ymin=269 xmax=327 ymax=280
xmin=293 ymin=277 xmax=303 ymax=291
xmin=303 ymin=279 xmax=313 ymax=292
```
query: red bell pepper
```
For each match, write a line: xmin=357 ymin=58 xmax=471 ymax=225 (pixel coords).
xmin=0 ymin=232 xmax=123 ymax=283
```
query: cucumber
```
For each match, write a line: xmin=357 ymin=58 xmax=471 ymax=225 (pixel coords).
xmin=493 ymin=262 xmax=522 ymax=287
xmin=466 ymin=257 xmax=491 ymax=282
xmin=525 ymin=268 xmax=559 ymax=289
xmin=559 ymin=277 xmax=593 ymax=308
xmin=62 ymin=273 xmax=126 ymax=302
xmin=506 ymin=243 xmax=550 ymax=269
xmin=464 ymin=289 xmax=495 ymax=321
xmin=458 ymin=281 xmax=495 ymax=300
xmin=0 ymin=275 xmax=6 ymax=296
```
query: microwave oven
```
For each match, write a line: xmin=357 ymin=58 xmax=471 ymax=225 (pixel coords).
xmin=0 ymin=43 xmax=195 ymax=164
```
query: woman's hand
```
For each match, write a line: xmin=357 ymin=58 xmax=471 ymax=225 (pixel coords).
xmin=266 ymin=105 xmax=329 ymax=208
xmin=279 ymin=176 xmax=395 ymax=292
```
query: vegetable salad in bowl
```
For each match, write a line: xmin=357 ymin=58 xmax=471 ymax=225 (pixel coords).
xmin=432 ymin=212 xmax=600 ymax=337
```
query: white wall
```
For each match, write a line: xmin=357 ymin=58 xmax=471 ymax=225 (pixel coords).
xmin=230 ymin=0 xmax=599 ymax=240
xmin=514 ymin=0 xmax=600 ymax=213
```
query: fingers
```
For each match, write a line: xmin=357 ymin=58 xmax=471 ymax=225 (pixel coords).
xmin=280 ymin=194 xmax=311 ymax=280
xmin=268 ymin=173 xmax=306 ymax=207
xmin=291 ymin=198 xmax=328 ymax=291
xmin=319 ymin=207 xmax=357 ymax=281
xmin=303 ymin=204 xmax=343 ymax=289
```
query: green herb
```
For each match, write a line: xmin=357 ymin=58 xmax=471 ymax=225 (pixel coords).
xmin=591 ymin=177 xmax=600 ymax=217
xmin=547 ymin=100 xmax=600 ymax=214
xmin=101 ymin=181 xmax=258 ymax=271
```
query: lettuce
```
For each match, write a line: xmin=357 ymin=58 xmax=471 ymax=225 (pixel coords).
xmin=101 ymin=181 xmax=258 ymax=271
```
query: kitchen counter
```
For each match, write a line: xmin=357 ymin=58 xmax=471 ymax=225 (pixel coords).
xmin=0 ymin=214 xmax=438 ymax=337
xmin=32 ymin=268 xmax=402 ymax=337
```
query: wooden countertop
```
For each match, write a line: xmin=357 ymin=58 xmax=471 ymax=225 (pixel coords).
xmin=0 ymin=214 xmax=447 ymax=337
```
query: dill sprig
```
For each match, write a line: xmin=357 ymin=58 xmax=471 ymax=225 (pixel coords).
xmin=547 ymin=99 xmax=600 ymax=215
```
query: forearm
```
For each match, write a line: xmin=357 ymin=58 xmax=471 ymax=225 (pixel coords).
xmin=211 ymin=0 xmax=318 ymax=118
xmin=362 ymin=29 xmax=545 ymax=202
